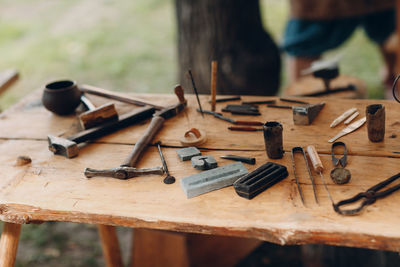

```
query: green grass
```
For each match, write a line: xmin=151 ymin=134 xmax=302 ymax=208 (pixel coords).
xmin=0 ymin=0 xmax=176 ymax=109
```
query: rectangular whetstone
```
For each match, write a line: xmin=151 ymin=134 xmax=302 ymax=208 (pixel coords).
xmin=180 ymin=162 xmax=248 ymax=198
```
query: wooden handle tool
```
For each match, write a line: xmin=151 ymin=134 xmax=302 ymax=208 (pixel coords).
xmin=307 ymin=145 xmax=324 ymax=173
xmin=211 ymin=61 xmax=217 ymax=111
xmin=121 ymin=115 xmax=165 ymax=167
xmin=80 ymin=84 xmax=164 ymax=110
xmin=307 ymin=145 xmax=334 ymax=204
xmin=174 ymin=84 xmax=186 ymax=104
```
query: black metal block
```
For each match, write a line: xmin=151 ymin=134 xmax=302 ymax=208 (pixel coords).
xmin=233 ymin=162 xmax=288 ymax=199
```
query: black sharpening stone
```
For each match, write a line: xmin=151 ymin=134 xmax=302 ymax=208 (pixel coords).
xmin=233 ymin=162 xmax=288 ymax=199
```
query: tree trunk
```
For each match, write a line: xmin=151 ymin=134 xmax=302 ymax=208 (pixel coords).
xmin=175 ymin=0 xmax=281 ymax=96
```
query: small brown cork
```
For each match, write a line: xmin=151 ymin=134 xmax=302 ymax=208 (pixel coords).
xmin=16 ymin=155 xmax=32 ymax=166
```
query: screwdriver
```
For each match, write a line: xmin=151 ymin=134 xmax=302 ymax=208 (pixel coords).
xmin=306 ymin=145 xmax=334 ymax=204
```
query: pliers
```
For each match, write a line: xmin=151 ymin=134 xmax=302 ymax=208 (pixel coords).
xmin=333 ymin=173 xmax=400 ymax=215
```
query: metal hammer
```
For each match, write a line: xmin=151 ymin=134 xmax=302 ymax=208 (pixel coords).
xmin=48 ymin=105 xmax=156 ymax=158
xmin=83 ymin=85 xmax=187 ymax=179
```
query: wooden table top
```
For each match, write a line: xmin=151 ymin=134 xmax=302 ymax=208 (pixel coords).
xmin=1 ymin=90 xmax=400 ymax=252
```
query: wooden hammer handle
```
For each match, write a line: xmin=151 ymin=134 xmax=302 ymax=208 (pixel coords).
xmin=80 ymin=84 xmax=164 ymax=110
xmin=121 ymin=115 xmax=165 ymax=167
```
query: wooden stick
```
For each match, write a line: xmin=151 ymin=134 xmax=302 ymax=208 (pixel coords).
xmin=97 ymin=225 xmax=123 ymax=267
xmin=80 ymin=84 xmax=164 ymax=110
xmin=211 ymin=61 xmax=218 ymax=111
xmin=0 ymin=69 xmax=19 ymax=97
xmin=0 ymin=222 xmax=22 ymax=267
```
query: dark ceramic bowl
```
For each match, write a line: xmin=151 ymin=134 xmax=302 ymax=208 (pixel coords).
xmin=42 ymin=80 xmax=82 ymax=115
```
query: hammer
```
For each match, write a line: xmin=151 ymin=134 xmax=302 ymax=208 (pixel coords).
xmin=83 ymin=85 xmax=187 ymax=179
xmin=48 ymin=105 xmax=156 ymax=158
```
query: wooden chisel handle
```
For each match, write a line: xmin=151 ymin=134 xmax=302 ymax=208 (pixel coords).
xmin=121 ymin=115 xmax=165 ymax=167
xmin=306 ymin=145 xmax=324 ymax=173
xmin=228 ymin=126 xmax=262 ymax=131
xmin=235 ymin=121 xmax=263 ymax=126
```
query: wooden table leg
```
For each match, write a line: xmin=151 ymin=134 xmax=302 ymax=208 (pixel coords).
xmin=131 ymin=228 xmax=261 ymax=267
xmin=97 ymin=225 xmax=123 ymax=267
xmin=0 ymin=222 xmax=22 ymax=267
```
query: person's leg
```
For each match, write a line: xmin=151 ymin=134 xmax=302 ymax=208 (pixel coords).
xmin=282 ymin=18 xmax=357 ymax=84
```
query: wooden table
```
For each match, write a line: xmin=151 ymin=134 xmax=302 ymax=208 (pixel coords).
xmin=1 ymin=91 xmax=400 ymax=266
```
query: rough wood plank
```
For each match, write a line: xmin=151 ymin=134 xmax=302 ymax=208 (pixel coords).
xmin=131 ymin=229 xmax=260 ymax=267
xmin=1 ymin=91 xmax=400 ymax=158
xmin=185 ymin=233 xmax=261 ymax=267
xmin=132 ymin=229 xmax=189 ymax=267
xmin=0 ymin=222 xmax=21 ymax=267
xmin=0 ymin=139 xmax=400 ymax=251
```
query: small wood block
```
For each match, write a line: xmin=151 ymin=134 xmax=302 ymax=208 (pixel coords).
xmin=16 ymin=155 xmax=31 ymax=166
xmin=176 ymin=147 xmax=201 ymax=161
xmin=79 ymin=103 xmax=119 ymax=129
xmin=180 ymin=162 xmax=248 ymax=198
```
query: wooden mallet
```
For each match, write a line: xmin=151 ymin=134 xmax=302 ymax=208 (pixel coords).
xmin=78 ymin=95 xmax=119 ymax=130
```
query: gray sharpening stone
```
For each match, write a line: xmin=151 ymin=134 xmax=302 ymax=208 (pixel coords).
xmin=176 ymin=147 xmax=201 ymax=161
xmin=180 ymin=162 xmax=248 ymax=198
xmin=191 ymin=155 xmax=218 ymax=170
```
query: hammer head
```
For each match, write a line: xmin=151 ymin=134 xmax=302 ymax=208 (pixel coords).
xmin=47 ymin=135 xmax=78 ymax=158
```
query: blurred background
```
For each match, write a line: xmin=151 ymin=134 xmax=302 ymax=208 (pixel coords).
xmin=0 ymin=0 xmax=387 ymax=110
xmin=0 ymin=0 xmax=393 ymax=266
